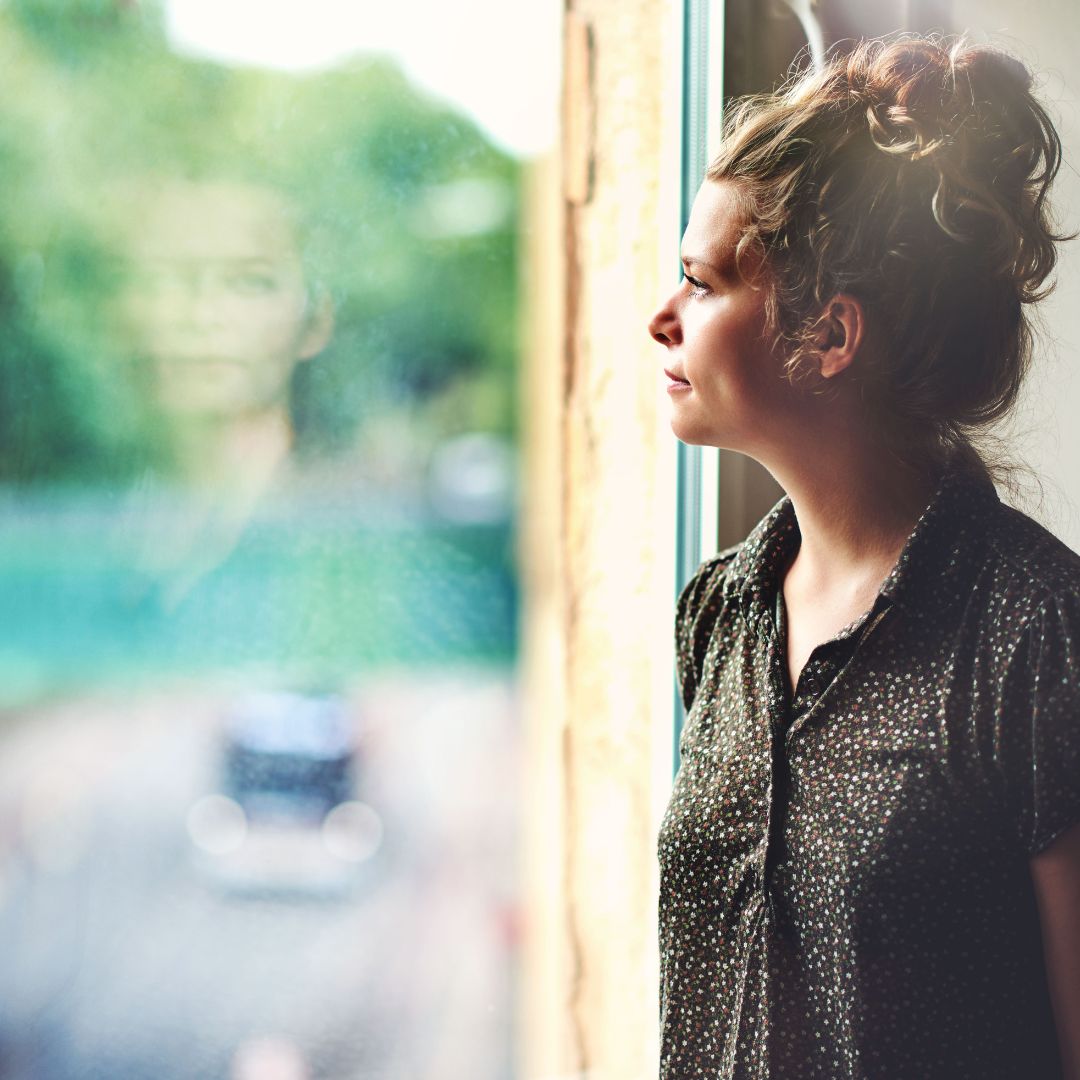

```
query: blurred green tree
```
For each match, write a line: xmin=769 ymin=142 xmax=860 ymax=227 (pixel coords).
xmin=0 ymin=0 xmax=520 ymax=484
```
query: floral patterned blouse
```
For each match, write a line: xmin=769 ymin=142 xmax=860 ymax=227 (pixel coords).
xmin=658 ymin=464 xmax=1080 ymax=1079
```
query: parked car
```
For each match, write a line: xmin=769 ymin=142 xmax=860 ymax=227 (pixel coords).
xmin=222 ymin=691 xmax=355 ymax=822
xmin=187 ymin=691 xmax=383 ymax=897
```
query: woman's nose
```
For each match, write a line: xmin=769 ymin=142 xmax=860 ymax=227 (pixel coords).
xmin=649 ymin=294 xmax=681 ymax=346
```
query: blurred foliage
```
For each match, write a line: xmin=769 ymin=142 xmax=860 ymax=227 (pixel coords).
xmin=0 ymin=0 xmax=520 ymax=484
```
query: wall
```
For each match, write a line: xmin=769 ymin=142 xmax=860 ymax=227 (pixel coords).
xmin=950 ymin=2 xmax=1080 ymax=544
xmin=519 ymin=1 xmax=684 ymax=1077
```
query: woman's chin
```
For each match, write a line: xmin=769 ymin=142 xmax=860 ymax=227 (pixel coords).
xmin=669 ymin=412 xmax=715 ymax=448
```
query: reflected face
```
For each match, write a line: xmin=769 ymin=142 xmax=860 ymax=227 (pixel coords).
xmin=117 ymin=181 xmax=328 ymax=417
xmin=648 ymin=181 xmax=795 ymax=454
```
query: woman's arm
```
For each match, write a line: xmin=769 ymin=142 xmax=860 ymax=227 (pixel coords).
xmin=1032 ymin=820 xmax=1080 ymax=1080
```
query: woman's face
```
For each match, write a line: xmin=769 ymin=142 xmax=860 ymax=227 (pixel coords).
xmin=649 ymin=180 xmax=799 ymax=455
xmin=116 ymin=181 xmax=328 ymax=419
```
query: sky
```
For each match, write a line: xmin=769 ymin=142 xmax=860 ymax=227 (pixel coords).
xmin=164 ymin=0 xmax=562 ymax=158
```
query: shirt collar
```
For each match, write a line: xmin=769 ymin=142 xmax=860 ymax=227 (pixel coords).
xmin=722 ymin=462 xmax=1001 ymax=636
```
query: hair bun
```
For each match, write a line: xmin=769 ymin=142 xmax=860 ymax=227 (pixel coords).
xmin=842 ymin=37 xmax=1062 ymax=296
xmin=849 ymin=40 xmax=1037 ymax=161
xmin=847 ymin=39 xmax=954 ymax=159
xmin=950 ymin=42 xmax=1032 ymax=94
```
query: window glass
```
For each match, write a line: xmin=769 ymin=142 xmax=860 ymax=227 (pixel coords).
xmin=0 ymin=2 xmax=552 ymax=1075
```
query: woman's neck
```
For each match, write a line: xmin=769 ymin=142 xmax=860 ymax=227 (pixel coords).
xmin=169 ymin=406 xmax=294 ymax=495
xmin=766 ymin=438 xmax=940 ymax=599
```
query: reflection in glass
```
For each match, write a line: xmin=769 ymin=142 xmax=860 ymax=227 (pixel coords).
xmin=0 ymin=4 xmax=521 ymax=1077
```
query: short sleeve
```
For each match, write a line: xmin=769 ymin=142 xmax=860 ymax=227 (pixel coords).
xmin=675 ymin=551 xmax=735 ymax=712
xmin=998 ymin=592 xmax=1080 ymax=857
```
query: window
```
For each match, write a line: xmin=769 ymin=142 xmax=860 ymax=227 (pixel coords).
xmin=0 ymin=3 xmax=556 ymax=1076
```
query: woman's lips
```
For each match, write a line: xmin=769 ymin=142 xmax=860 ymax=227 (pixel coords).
xmin=664 ymin=368 xmax=691 ymax=392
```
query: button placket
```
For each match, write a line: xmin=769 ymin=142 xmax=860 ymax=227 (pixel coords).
xmin=760 ymin=609 xmax=793 ymax=896
xmin=785 ymin=605 xmax=892 ymax=746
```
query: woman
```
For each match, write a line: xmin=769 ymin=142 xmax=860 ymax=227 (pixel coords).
xmin=649 ymin=36 xmax=1080 ymax=1079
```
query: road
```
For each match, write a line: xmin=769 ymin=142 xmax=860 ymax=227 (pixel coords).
xmin=0 ymin=672 xmax=519 ymax=1080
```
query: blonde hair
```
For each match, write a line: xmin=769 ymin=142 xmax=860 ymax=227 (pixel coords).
xmin=709 ymin=36 xmax=1066 ymax=473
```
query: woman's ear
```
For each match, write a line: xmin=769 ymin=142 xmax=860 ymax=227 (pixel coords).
xmin=814 ymin=295 xmax=865 ymax=379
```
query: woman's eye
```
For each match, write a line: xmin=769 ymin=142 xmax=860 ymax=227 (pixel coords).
xmin=226 ymin=270 xmax=280 ymax=295
xmin=684 ymin=274 xmax=709 ymax=294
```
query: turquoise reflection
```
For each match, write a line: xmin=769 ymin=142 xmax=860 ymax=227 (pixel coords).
xmin=0 ymin=489 xmax=515 ymax=703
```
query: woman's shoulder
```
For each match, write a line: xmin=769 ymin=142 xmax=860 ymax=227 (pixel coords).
xmin=676 ymin=545 xmax=742 ymax=626
xmin=980 ymin=499 xmax=1080 ymax=616
xmin=970 ymin=501 xmax=1080 ymax=856
xmin=674 ymin=546 xmax=745 ymax=710
xmin=677 ymin=493 xmax=795 ymax=623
